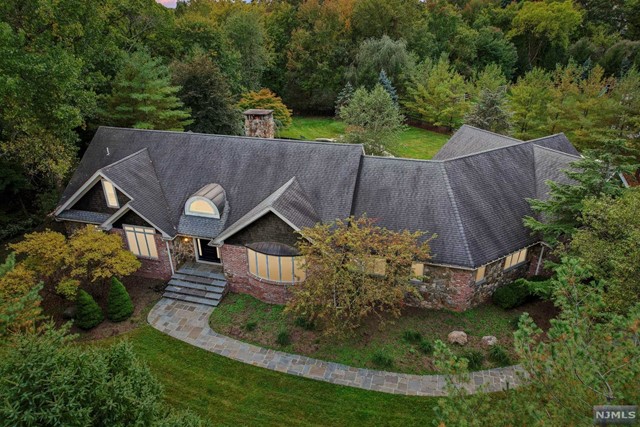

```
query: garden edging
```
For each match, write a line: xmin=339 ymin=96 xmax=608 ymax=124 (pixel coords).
xmin=148 ymin=298 xmax=527 ymax=396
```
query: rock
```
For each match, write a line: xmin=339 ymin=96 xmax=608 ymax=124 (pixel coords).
xmin=481 ymin=335 xmax=498 ymax=347
xmin=63 ymin=305 xmax=77 ymax=320
xmin=448 ymin=330 xmax=468 ymax=345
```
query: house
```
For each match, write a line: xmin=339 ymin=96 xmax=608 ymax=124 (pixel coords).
xmin=54 ymin=111 xmax=580 ymax=311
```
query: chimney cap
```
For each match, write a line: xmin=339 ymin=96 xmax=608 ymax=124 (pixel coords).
xmin=243 ymin=109 xmax=273 ymax=116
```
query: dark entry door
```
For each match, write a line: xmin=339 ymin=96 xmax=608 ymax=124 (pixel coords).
xmin=196 ymin=239 xmax=221 ymax=263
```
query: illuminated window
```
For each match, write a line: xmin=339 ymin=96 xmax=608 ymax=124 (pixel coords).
xmin=102 ymin=180 xmax=119 ymax=208
xmin=246 ymin=248 xmax=305 ymax=283
xmin=123 ymin=225 xmax=158 ymax=259
xmin=503 ymin=248 xmax=528 ymax=270
xmin=412 ymin=263 xmax=424 ymax=280
xmin=475 ymin=265 xmax=486 ymax=282
xmin=184 ymin=197 xmax=220 ymax=218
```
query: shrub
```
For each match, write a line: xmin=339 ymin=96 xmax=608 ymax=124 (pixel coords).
xmin=107 ymin=277 xmax=134 ymax=322
xmin=418 ymin=340 xmax=434 ymax=355
xmin=510 ymin=313 xmax=525 ymax=330
xmin=237 ymin=88 xmax=292 ymax=128
xmin=276 ymin=330 xmax=291 ymax=346
xmin=244 ymin=321 xmax=257 ymax=332
xmin=492 ymin=281 xmax=530 ymax=309
xmin=75 ymin=290 xmax=104 ymax=330
xmin=463 ymin=350 xmax=485 ymax=370
xmin=402 ymin=330 xmax=422 ymax=343
xmin=371 ymin=350 xmax=394 ymax=368
xmin=294 ymin=316 xmax=316 ymax=331
xmin=489 ymin=345 xmax=511 ymax=366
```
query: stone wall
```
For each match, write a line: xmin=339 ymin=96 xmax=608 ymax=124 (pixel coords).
xmin=243 ymin=111 xmax=275 ymax=139
xmin=170 ymin=236 xmax=196 ymax=270
xmin=220 ymin=244 xmax=291 ymax=304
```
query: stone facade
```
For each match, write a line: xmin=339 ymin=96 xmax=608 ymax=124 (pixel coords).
xmin=169 ymin=236 xmax=196 ymax=270
xmin=220 ymin=244 xmax=291 ymax=304
xmin=243 ymin=109 xmax=275 ymax=139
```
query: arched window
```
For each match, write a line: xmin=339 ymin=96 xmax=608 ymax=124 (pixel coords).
xmin=184 ymin=197 xmax=220 ymax=218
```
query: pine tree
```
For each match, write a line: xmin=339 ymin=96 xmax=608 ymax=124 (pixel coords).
xmin=378 ymin=69 xmax=398 ymax=105
xmin=100 ymin=50 xmax=192 ymax=131
xmin=464 ymin=87 xmax=512 ymax=134
xmin=75 ymin=290 xmax=103 ymax=330
xmin=335 ymin=82 xmax=355 ymax=118
xmin=107 ymin=277 xmax=134 ymax=322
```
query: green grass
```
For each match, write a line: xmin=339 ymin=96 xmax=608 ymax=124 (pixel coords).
xmin=277 ymin=116 xmax=449 ymax=160
xmin=210 ymin=293 xmax=524 ymax=375
xmin=104 ymin=326 xmax=439 ymax=426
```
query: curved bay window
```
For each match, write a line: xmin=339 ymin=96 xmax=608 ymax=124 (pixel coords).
xmin=246 ymin=242 xmax=305 ymax=283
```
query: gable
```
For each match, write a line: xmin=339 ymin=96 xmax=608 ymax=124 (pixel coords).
xmin=225 ymin=212 xmax=299 ymax=247
xmin=113 ymin=210 xmax=153 ymax=229
xmin=70 ymin=180 xmax=129 ymax=214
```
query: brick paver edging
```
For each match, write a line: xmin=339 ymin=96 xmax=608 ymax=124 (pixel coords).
xmin=148 ymin=298 xmax=526 ymax=396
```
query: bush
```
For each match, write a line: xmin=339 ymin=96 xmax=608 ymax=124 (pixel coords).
xmin=276 ymin=330 xmax=291 ymax=346
xmin=402 ymin=330 xmax=422 ymax=343
xmin=489 ymin=345 xmax=511 ymax=366
xmin=294 ymin=316 xmax=316 ymax=331
xmin=510 ymin=313 xmax=525 ymax=330
xmin=75 ymin=290 xmax=104 ymax=330
xmin=107 ymin=277 xmax=134 ymax=322
xmin=244 ymin=321 xmax=257 ymax=332
xmin=418 ymin=340 xmax=434 ymax=355
xmin=463 ymin=350 xmax=485 ymax=370
xmin=492 ymin=281 xmax=530 ymax=309
xmin=371 ymin=350 xmax=394 ymax=368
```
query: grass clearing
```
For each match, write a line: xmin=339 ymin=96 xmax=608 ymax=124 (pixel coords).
xmin=209 ymin=293 xmax=553 ymax=375
xmin=100 ymin=325 xmax=440 ymax=426
xmin=277 ymin=116 xmax=449 ymax=160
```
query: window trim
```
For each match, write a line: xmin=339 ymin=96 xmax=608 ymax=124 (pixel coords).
xmin=102 ymin=180 xmax=119 ymax=208
xmin=503 ymin=248 xmax=528 ymax=271
xmin=246 ymin=247 xmax=303 ymax=284
xmin=123 ymin=224 xmax=158 ymax=259
xmin=184 ymin=196 xmax=220 ymax=219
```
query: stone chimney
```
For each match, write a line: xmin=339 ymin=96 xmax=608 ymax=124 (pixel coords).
xmin=243 ymin=109 xmax=275 ymax=139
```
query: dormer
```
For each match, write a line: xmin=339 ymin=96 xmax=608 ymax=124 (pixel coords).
xmin=184 ymin=183 xmax=226 ymax=219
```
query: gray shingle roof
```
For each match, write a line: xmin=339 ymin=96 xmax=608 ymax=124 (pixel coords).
xmin=528 ymin=134 xmax=580 ymax=157
xmin=57 ymin=209 xmax=112 ymax=224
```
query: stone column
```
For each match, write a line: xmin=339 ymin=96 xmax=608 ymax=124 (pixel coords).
xmin=243 ymin=109 xmax=275 ymax=139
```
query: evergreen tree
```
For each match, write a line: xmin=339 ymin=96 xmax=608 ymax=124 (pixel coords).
xmin=100 ymin=50 xmax=192 ymax=131
xmin=378 ymin=70 xmax=398 ymax=105
xmin=509 ymin=67 xmax=552 ymax=139
xmin=171 ymin=53 xmax=243 ymax=135
xmin=107 ymin=277 xmax=134 ymax=322
xmin=464 ymin=87 xmax=512 ymax=134
xmin=334 ymin=82 xmax=355 ymax=118
xmin=75 ymin=290 xmax=103 ymax=330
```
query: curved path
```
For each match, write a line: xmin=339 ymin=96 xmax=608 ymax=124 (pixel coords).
xmin=148 ymin=298 xmax=526 ymax=396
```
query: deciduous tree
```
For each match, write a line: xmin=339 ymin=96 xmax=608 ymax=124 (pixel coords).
xmin=237 ymin=88 xmax=293 ymax=129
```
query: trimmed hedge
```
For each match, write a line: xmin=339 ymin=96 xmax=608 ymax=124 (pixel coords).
xmin=75 ymin=290 xmax=104 ymax=330
xmin=493 ymin=280 xmax=530 ymax=309
xmin=107 ymin=277 xmax=134 ymax=322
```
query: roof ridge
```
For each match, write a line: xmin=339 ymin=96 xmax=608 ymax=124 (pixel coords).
xmin=96 ymin=126 xmax=364 ymax=149
xmin=458 ymin=125 xmax=523 ymax=142
xmin=526 ymin=133 xmax=566 ymax=143
xmin=99 ymin=147 xmax=149 ymax=171
xmin=442 ymin=139 xmax=531 ymax=161
xmin=532 ymin=143 xmax=582 ymax=159
xmin=440 ymin=162 xmax=475 ymax=267
xmin=363 ymin=155 xmax=443 ymax=164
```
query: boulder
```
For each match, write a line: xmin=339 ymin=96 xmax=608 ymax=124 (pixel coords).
xmin=481 ymin=335 xmax=498 ymax=347
xmin=448 ymin=330 xmax=468 ymax=345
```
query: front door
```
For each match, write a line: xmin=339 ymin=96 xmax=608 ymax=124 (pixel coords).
xmin=195 ymin=238 xmax=221 ymax=264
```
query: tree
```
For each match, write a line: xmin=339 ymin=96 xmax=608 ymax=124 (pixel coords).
xmin=474 ymin=26 xmax=518 ymax=80
xmin=464 ymin=87 xmax=512 ymax=134
xmin=571 ymin=189 xmax=640 ymax=313
xmin=99 ymin=50 xmax=192 ymax=131
xmin=523 ymin=141 xmax=635 ymax=247
xmin=378 ymin=70 xmax=398 ymax=105
xmin=340 ymin=85 xmax=405 ymax=155
xmin=351 ymin=0 xmax=424 ymax=43
xmin=404 ymin=56 xmax=470 ymax=131
xmin=611 ymin=68 xmax=640 ymax=155
xmin=10 ymin=226 xmax=140 ymax=299
xmin=171 ymin=53 xmax=243 ymax=135
xmin=0 ymin=253 xmax=43 ymax=337
xmin=509 ymin=67 xmax=552 ymax=139
xmin=433 ymin=257 xmax=640 ymax=426
xmin=107 ymin=277 xmax=134 ymax=322
xmin=75 ymin=290 xmax=104 ymax=330
xmin=285 ymin=216 xmax=432 ymax=337
xmin=334 ymin=82 xmax=355 ymax=118
xmin=237 ymin=88 xmax=292 ymax=129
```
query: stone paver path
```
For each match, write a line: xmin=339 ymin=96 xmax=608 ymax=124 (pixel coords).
xmin=148 ymin=298 xmax=526 ymax=396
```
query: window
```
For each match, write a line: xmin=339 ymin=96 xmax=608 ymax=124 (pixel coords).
xmin=475 ymin=265 xmax=486 ymax=282
xmin=503 ymin=248 xmax=528 ymax=270
xmin=102 ymin=180 xmax=119 ymax=208
xmin=184 ymin=197 xmax=219 ymax=218
xmin=412 ymin=263 xmax=424 ymax=280
xmin=123 ymin=225 xmax=158 ymax=259
xmin=247 ymin=248 xmax=305 ymax=283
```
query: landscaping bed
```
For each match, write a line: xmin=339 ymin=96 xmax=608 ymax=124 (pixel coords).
xmin=209 ymin=293 xmax=557 ymax=375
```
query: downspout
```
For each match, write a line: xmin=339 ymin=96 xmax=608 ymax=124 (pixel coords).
xmin=534 ymin=245 xmax=545 ymax=276
xmin=165 ymin=240 xmax=175 ymax=276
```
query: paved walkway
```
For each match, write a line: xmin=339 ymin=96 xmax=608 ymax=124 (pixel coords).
xmin=148 ymin=298 xmax=526 ymax=396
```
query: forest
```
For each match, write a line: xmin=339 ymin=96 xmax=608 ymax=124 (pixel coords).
xmin=1 ymin=0 xmax=640 ymax=240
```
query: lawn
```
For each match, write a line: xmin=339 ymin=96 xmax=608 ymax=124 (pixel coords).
xmin=209 ymin=293 xmax=552 ymax=375
xmin=104 ymin=325 xmax=440 ymax=426
xmin=277 ymin=116 xmax=449 ymax=160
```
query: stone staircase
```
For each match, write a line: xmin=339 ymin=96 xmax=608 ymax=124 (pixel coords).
xmin=163 ymin=263 xmax=228 ymax=307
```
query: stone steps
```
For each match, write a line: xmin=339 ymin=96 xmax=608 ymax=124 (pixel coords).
xmin=162 ymin=292 xmax=219 ymax=307
xmin=162 ymin=265 xmax=228 ymax=307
